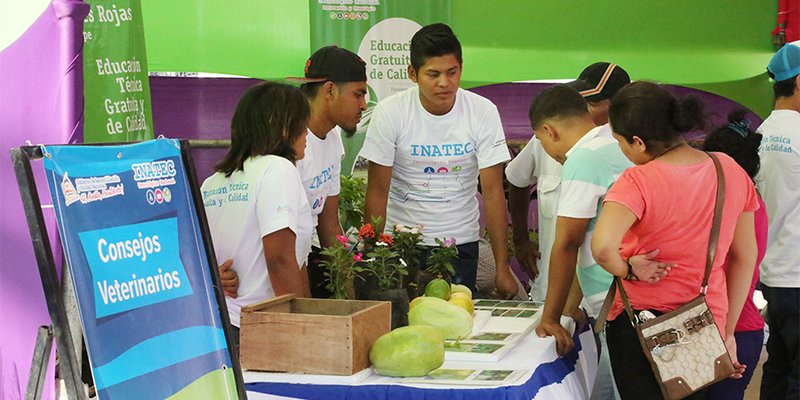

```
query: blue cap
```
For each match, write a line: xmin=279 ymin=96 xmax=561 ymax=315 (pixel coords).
xmin=768 ymin=41 xmax=800 ymax=82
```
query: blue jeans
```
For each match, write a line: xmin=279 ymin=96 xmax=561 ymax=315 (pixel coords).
xmin=706 ymin=328 xmax=764 ymax=400
xmin=761 ymin=285 xmax=800 ymax=400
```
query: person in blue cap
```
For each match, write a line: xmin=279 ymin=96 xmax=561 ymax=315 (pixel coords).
xmin=755 ymin=40 xmax=800 ymax=400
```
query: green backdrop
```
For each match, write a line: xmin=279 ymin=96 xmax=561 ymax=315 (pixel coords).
xmin=140 ymin=0 xmax=777 ymax=116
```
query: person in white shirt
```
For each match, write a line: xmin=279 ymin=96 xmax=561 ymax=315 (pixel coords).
xmin=289 ymin=46 xmax=368 ymax=298
xmin=360 ymin=23 xmax=517 ymax=298
xmin=201 ymin=82 xmax=313 ymax=344
xmin=755 ymin=40 xmax=800 ymax=400
xmin=507 ymin=63 xmax=630 ymax=303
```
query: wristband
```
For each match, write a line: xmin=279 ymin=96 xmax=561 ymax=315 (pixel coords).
xmin=625 ymin=258 xmax=639 ymax=281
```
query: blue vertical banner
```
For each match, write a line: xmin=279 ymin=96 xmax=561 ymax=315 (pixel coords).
xmin=42 ymin=139 xmax=238 ymax=400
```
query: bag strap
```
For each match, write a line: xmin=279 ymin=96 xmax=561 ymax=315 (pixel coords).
xmin=703 ymin=152 xmax=725 ymax=289
xmin=594 ymin=152 xmax=725 ymax=332
xmin=593 ymin=277 xmax=617 ymax=332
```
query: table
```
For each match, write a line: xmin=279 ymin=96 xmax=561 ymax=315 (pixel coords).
xmin=245 ymin=318 xmax=597 ymax=400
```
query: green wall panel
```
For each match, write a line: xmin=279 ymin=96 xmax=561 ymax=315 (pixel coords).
xmin=141 ymin=0 xmax=311 ymax=78
xmin=140 ymin=0 xmax=779 ymax=115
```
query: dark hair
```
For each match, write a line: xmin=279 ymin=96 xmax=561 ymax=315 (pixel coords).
xmin=216 ymin=81 xmax=310 ymax=176
xmin=409 ymin=23 xmax=462 ymax=71
xmin=609 ymin=81 xmax=705 ymax=150
xmin=529 ymin=84 xmax=590 ymax=128
xmin=773 ymin=75 xmax=798 ymax=99
xmin=702 ymin=110 xmax=762 ymax=179
xmin=299 ymin=81 xmax=346 ymax=98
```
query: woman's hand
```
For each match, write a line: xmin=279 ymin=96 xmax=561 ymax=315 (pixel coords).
xmin=628 ymin=249 xmax=673 ymax=284
xmin=725 ymin=334 xmax=746 ymax=379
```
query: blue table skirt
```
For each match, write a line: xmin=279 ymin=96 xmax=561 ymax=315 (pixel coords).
xmin=246 ymin=324 xmax=590 ymax=400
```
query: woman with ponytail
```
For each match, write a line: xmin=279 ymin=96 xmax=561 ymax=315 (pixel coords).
xmin=703 ymin=111 xmax=766 ymax=400
xmin=591 ymin=82 xmax=759 ymax=399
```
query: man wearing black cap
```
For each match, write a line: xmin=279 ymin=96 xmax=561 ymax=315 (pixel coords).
xmin=507 ymin=62 xmax=631 ymax=304
xmin=506 ymin=63 xmax=632 ymax=400
xmin=568 ymin=62 xmax=631 ymax=126
xmin=289 ymin=46 xmax=368 ymax=297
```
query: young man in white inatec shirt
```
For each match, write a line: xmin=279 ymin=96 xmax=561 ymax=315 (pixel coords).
xmin=288 ymin=46 xmax=368 ymax=298
xmin=360 ymin=23 xmax=518 ymax=298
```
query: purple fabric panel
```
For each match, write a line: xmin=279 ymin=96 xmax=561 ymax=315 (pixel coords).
xmin=149 ymin=76 xmax=259 ymax=182
xmin=470 ymin=83 xmax=546 ymax=142
xmin=469 ymin=82 xmax=764 ymax=142
xmin=468 ymin=82 xmax=763 ymax=285
xmin=0 ymin=1 xmax=88 ymax=399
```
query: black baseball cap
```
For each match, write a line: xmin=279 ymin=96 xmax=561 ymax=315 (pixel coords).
xmin=567 ymin=62 xmax=630 ymax=102
xmin=286 ymin=45 xmax=367 ymax=83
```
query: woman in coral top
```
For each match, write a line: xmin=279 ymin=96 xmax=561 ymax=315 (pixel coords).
xmin=591 ymin=82 xmax=759 ymax=399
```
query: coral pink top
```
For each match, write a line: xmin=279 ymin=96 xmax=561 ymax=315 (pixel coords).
xmin=604 ymin=153 xmax=759 ymax=333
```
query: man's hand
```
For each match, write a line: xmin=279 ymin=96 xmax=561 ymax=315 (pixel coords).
xmin=514 ymin=239 xmax=540 ymax=281
xmin=629 ymin=249 xmax=673 ymax=284
xmin=725 ymin=334 xmax=746 ymax=379
xmin=218 ymin=259 xmax=239 ymax=299
xmin=535 ymin=317 xmax=574 ymax=356
xmin=773 ymin=31 xmax=787 ymax=50
xmin=494 ymin=264 xmax=519 ymax=299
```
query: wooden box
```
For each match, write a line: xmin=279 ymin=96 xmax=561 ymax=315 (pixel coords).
xmin=239 ymin=294 xmax=391 ymax=375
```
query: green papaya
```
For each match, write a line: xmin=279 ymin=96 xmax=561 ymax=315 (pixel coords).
xmin=369 ymin=325 xmax=444 ymax=377
xmin=408 ymin=296 xmax=473 ymax=339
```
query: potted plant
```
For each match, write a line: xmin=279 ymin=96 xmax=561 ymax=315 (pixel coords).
xmin=391 ymin=224 xmax=424 ymax=299
xmin=319 ymin=234 xmax=365 ymax=300
xmin=350 ymin=219 xmax=411 ymax=328
xmin=338 ymin=175 xmax=367 ymax=234
xmin=417 ymin=237 xmax=458 ymax=293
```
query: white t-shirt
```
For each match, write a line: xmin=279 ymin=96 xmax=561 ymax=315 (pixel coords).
xmin=201 ymin=155 xmax=313 ymax=326
xmin=295 ymin=127 xmax=345 ymax=245
xmin=360 ymin=86 xmax=511 ymax=245
xmin=505 ymin=137 xmax=562 ymax=302
xmin=755 ymin=109 xmax=800 ymax=288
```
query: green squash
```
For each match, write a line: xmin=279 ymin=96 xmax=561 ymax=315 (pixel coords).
xmin=369 ymin=325 xmax=444 ymax=377
xmin=408 ymin=296 xmax=473 ymax=339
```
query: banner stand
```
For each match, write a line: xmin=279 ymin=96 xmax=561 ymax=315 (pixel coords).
xmin=11 ymin=140 xmax=246 ymax=400
xmin=12 ymin=145 xmax=86 ymax=400
xmin=26 ymin=326 xmax=55 ymax=400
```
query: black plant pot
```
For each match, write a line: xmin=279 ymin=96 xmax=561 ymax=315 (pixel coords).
xmin=354 ymin=269 xmax=378 ymax=299
xmin=366 ymin=288 xmax=409 ymax=329
xmin=403 ymin=261 xmax=421 ymax=299
xmin=354 ymin=271 xmax=410 ymax=329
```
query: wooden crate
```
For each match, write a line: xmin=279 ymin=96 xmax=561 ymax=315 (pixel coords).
xmin=239 ymin=294 xmax=391 ymax=375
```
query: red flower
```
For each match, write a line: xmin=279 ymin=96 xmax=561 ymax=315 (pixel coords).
xmin=358 ymin=223 xmax=375 ymax=239
xmin=353 ymin=252 xmax=363 ymax=262
xmin=336 ymin=235 xmax=350 ymax=246
xmin=378 ymin=233 xmax=393 ymax=245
